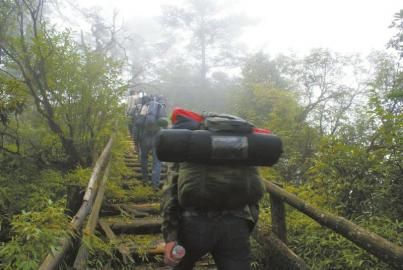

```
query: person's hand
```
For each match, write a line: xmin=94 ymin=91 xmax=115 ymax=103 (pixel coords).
xmin=164 ymin=241 xmax=180 ymax=266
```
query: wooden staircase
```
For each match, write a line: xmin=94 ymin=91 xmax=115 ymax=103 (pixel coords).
xmin=98 ymin=137 xmax=216 ymax=269
xmin=38 ymin=134 xmax=403 ymax=269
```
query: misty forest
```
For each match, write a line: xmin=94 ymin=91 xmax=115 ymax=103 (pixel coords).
xmin=0 ymin=0 xmax=402 ymax=269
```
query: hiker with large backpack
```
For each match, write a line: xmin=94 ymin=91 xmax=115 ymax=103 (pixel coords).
xmin=159 ymin=108 xmax=283 ymax=270
xmin=137 ymin=95 xmax=168 ymax=188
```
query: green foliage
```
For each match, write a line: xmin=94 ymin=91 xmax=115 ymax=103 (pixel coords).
xmin=255 ymin=184 xmax=402 ymax=270
xmin=309 ymin=138 xmax=382 ymax=217
xmin=306 ymin=50 xmax=403 ymax=219
xmin=232 ymin=84 xmax=320 ymax=183
xmin=287 ymin=210 xmax=401 ymax=270
xmin=125 ymin=184 xmax=160 ymax=203
xmin=109 ymin=132 xmax=135 ymax=180
xmin=237 ymin=20 xmax=402 ymax=268
xmin=122 ymin=234 xmax=163 ymax=263
xmin=0 ymin=76 xmax=27 ymax=124
xmin=250 ymin=237 xmax=267 ymax=270
xmin=0 ymin=5 xmax=127 ymax=268
xmin=105 ymin=179 xmax=160 ymax=204
xmin=0 ymin=202 xmax=70 ymax=270
xmin=80 ymin=234 xmax=114 ymax=269
xmin=0 ymin=165 xmax=67 ymax=213
xmin=64 ymin=167 xmax=93 ymax=187
xmin=242 ymin=52 xmax=291 ymax=90
xmin=366 ymin=47 xmax=403 ymax=220
xmin=0 ymin=0 xmax=126 ymax=168
xmin=387 ymin=9 xmax=403 ymax=53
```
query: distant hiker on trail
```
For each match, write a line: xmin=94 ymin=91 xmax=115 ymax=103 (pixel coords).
xmin=137 ymin=95 xmax=168 ymax=189
xmin=127 ymin=90 xmax=149 ymax=141
xmin=126 ymin=90 xmax=138 ymax=117
xmin=126 ymin=89 xmax=137 ymax=138
xmin=160 ymin=108 xmax=275 ymax=270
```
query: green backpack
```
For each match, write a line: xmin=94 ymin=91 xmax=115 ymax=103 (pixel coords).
xmin=177 ymin=162 xmax=265 ymax=210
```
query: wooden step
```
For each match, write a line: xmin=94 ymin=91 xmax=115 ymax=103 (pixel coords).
xmin=96 ymin=136 xmax=172 ymax=268
xmin=101 ymin=203 xmax=159 ymax=217
xmin=99 ymin=220 xmax=134 ymax=263
xmin=101 ymin=217 xmax=162 ymax=235
xmin=125 ymin=163 xmax=141 ymax=169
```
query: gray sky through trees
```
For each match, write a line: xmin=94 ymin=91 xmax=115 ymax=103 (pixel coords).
xmin=77 ymin=0 xmax=402 ymax=56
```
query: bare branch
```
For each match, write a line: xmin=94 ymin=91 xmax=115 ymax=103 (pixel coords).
xmin=0 ymin=67 xmax=20 ymax=81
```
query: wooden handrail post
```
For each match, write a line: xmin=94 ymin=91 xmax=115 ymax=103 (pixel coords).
xmin=270 ymin=183 xmax=287 ymax=243
xmin=65 ymin=184 xmax=84 ymax=217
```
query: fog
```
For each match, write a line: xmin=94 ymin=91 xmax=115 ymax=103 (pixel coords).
xmin=49 ymin=0 xmax=402 ymax=114
xmin=77 ymin=0 xmax=401 ymax=55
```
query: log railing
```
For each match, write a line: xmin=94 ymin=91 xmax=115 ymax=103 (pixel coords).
xmin=73 ymin=162 xmax=111 ymax=269
xmin=39 ymin=137 xmax=114 ymax=270
xmin=263 ymin=179 xmax=403 ymax=269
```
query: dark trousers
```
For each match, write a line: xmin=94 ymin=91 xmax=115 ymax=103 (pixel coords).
xmin=174 ymin=215 xmax=251 ymax=270
xmin=138 ymin=130 xmax=161 ymax=188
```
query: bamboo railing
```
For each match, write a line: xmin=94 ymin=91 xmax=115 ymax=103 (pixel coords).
xmin=39 ymin=137 xmax=114 ymax=270
xmin=263 ymin=180 xmax=403 ymax=269
xmin=73 ymin=162 xmax=111 ymax=269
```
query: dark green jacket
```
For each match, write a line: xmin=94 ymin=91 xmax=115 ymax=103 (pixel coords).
xmin=161 ymin=163 xmax=260 ymax=243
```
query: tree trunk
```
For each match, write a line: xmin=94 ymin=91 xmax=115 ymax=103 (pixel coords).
xmin=65 ymin=185 xmax=84 ymax=217
xmin=270 ymin=190 xmax=287 ymax=243
xmin=200 ymin=28 xmax=207 ymax=88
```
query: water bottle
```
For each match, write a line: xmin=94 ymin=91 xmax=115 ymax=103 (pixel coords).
xmin=171 ymin=244 xmax=186 ymax=260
